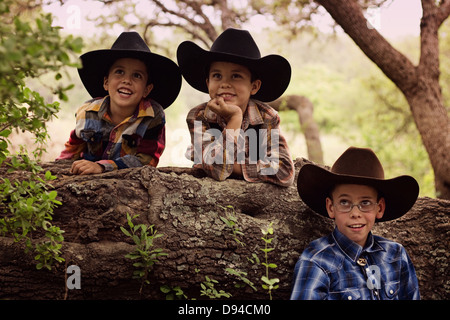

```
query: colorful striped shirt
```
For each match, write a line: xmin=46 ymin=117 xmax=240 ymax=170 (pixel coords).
xmin=57 ymin=96 xmax=165 ymax=171
xmin=290 ymin=227 xmax=420 ymax=300
xmin=185 ymin=99 xmax=294 ymax=186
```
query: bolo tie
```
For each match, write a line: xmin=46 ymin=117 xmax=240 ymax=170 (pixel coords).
xmin=357 ymin=256 xmax=381 ymax=300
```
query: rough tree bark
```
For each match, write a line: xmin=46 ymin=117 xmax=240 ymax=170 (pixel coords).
xmin=268 ymin=95 xmax=324 ymax=164
xmin=0 ymin=160 xmax=448 ymax=300
xmin=317 ymin=0 xmax=450 ymax=199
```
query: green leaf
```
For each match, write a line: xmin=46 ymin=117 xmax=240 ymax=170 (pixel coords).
xmin=160 ymin=285 xmax=171 ymax=294
xmin=260 ymin=247 xmax=275 ymax=253
xmin=120 ymin=226 xmax=131 ymax=237
xmin=0 ymin=129 xmax=11 ymax=138
xmin=261 ymin=276 xmax=280 ymax=286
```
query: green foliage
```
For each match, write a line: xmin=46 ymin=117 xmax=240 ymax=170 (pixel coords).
xmin=355 ymin=72 xmax=435 ymax=197
xmin=0 ymin=155 xmax=64 ymax=270
xmin=219 ymin=205 xmax=245 ymax=246
xmin=260 ymin=223 xmax=279 ymax=300
xmin=121 ymin=213 xmax=168 ymax=294
xmin=146 ymin=205 xmax=282 ymax=300
xmin=0 ymin=0 xmax=83 ymax=160
xmin=0 ymin=0 xmax=82 ymax=271
xmin=200 ymin=276 xmax=232 ymax=299
xmin=220 ymin=205 xmax=279 ymax=299
xmin=225 ymin=267 xmax=257 ymax=291
xmin=160 ymin=285 xmax=188 ymax=300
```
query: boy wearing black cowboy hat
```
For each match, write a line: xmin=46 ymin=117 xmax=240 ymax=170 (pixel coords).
xmin=58 ymin=32 xmax=181 ymax=174
xmin=291 ymin=146 xmax=420 ymax=300
xmin=177 ymin=28 xmax=295 ymax=186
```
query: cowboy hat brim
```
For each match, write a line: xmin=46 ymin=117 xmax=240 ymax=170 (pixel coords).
xmin=297 ymin=164 xmax=419 ymax=222
xmin=78 ymin=49 xmax=182 ymax=109
xmin=177 ymin=41 xmax=291 ymax=102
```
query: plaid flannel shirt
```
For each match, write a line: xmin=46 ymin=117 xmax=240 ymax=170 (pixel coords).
xmin=185 ymin=99 xmax=295 ymax=187
xmin=57 ymin=96 xmax=165 ymax=171
xmin=290 ymin=227 xmax=420 ymax=300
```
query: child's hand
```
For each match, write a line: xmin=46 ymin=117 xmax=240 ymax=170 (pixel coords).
xmin=207 ymin=97 xmax=242 ymax=123
xmin=71 ymin=160 xmax=104 ymax=175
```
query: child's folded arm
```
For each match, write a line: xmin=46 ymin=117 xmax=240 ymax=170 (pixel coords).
xmin=186 ymin=106 xmax=234 ymax=180
xmin=186 ymin=123 xmax=235 ymax=180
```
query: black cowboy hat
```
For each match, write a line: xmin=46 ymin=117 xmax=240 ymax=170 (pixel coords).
xmin=78 ymin=32 xmax=181 ymax=109
xmin=297 ymin=146 xmax=419 ymax=222
xmin=176 ymin=28 xmax=291 ymax=102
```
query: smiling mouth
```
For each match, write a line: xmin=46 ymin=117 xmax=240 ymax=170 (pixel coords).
xmin=349 ymin=224 xmax=365 ymax=229
xmin=118 ymin=88 xmax=133 ymax=96
xmin=218 ymin=93 xmax=235 ymax=99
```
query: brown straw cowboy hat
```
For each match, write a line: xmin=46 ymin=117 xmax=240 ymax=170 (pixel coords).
xmin=176 ymin=28 xmax=291 ymax=102
xmin=297 ymin=146 xmax=419 ymax=222
xmin=78 ymin=31 xmax=181 ymax=109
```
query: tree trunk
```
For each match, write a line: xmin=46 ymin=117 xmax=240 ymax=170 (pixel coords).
xmin=0 ymin=160 xmax=448 ymax=300
xmin=269 ymin=95 xmax=324 ymax=164
xmin=316 ymin=0 xmax=450 ymax=199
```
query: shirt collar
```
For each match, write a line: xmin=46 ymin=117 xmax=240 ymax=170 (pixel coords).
xmin=86 ymin=96 xmax=155 ymax=121
xmin=332 ymin=227 xmax=384 ymax=262
xmin=136 ymin=98 xmax=156 ymax=118
xmin=242 ymin=100 xmax=264 ymax=129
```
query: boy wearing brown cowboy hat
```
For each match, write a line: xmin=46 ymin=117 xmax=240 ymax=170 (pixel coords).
xmin=57 ymin=32 xmax=181 ymax=174
xmin=177 ymin=28 xmax=294 ymax=186
xmin=291 ymin=146 xmax=420 ymax=300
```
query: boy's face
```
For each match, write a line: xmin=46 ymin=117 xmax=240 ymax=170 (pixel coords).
xmin=103 ymin=58 xmax=153 ymax=111
xmin=326 ymin=184 xmax=385 ymax=247
xmin=206 ymin=61 xmax=261 ymax=110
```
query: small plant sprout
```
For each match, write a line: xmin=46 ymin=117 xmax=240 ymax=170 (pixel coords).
xmin=260 ymin=222 xmax=279 ymax=300
xmin=160 ymin=285 xmax=188 ymax=300
xmin=219 ymin=205 xmax=245 ymax=246
xmin=120 ymin=213 xmax=167 ymax=295
xmin=200 ymin=276 xmax=232 ymax=299
xmin=225 ymin=267 xmax=257 ymax=291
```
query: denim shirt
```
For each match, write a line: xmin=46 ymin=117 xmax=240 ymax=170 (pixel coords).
xmin=290 ymin=227 xmax=420 ymax=300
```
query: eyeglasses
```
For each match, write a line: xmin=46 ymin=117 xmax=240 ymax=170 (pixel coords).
xmin=333 ymin=200 xmax=379 ymax=213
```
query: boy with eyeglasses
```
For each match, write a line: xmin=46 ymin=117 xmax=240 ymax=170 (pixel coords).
xmin=291 ymin=146 xmax=420 ymax=300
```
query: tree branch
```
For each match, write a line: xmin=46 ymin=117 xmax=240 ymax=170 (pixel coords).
xmin=152 ymin=0 xmax=217 ymax=43
xmin=419 ymin=0 xmax=443 ymax=82
xmin=1 ymin=163 xmax=449 ymax=299
xmin=437 ymin=0 xmax=450 ymax=26
xmin=316 ymin=0 xmax=417 ymax=94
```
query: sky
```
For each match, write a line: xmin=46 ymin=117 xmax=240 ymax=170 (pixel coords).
xmin=44 ymin=0 xmax=423 ymax=40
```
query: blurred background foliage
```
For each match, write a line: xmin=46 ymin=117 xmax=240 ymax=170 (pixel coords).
xmin=7 ymin=0 xmax=450 ymax=198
